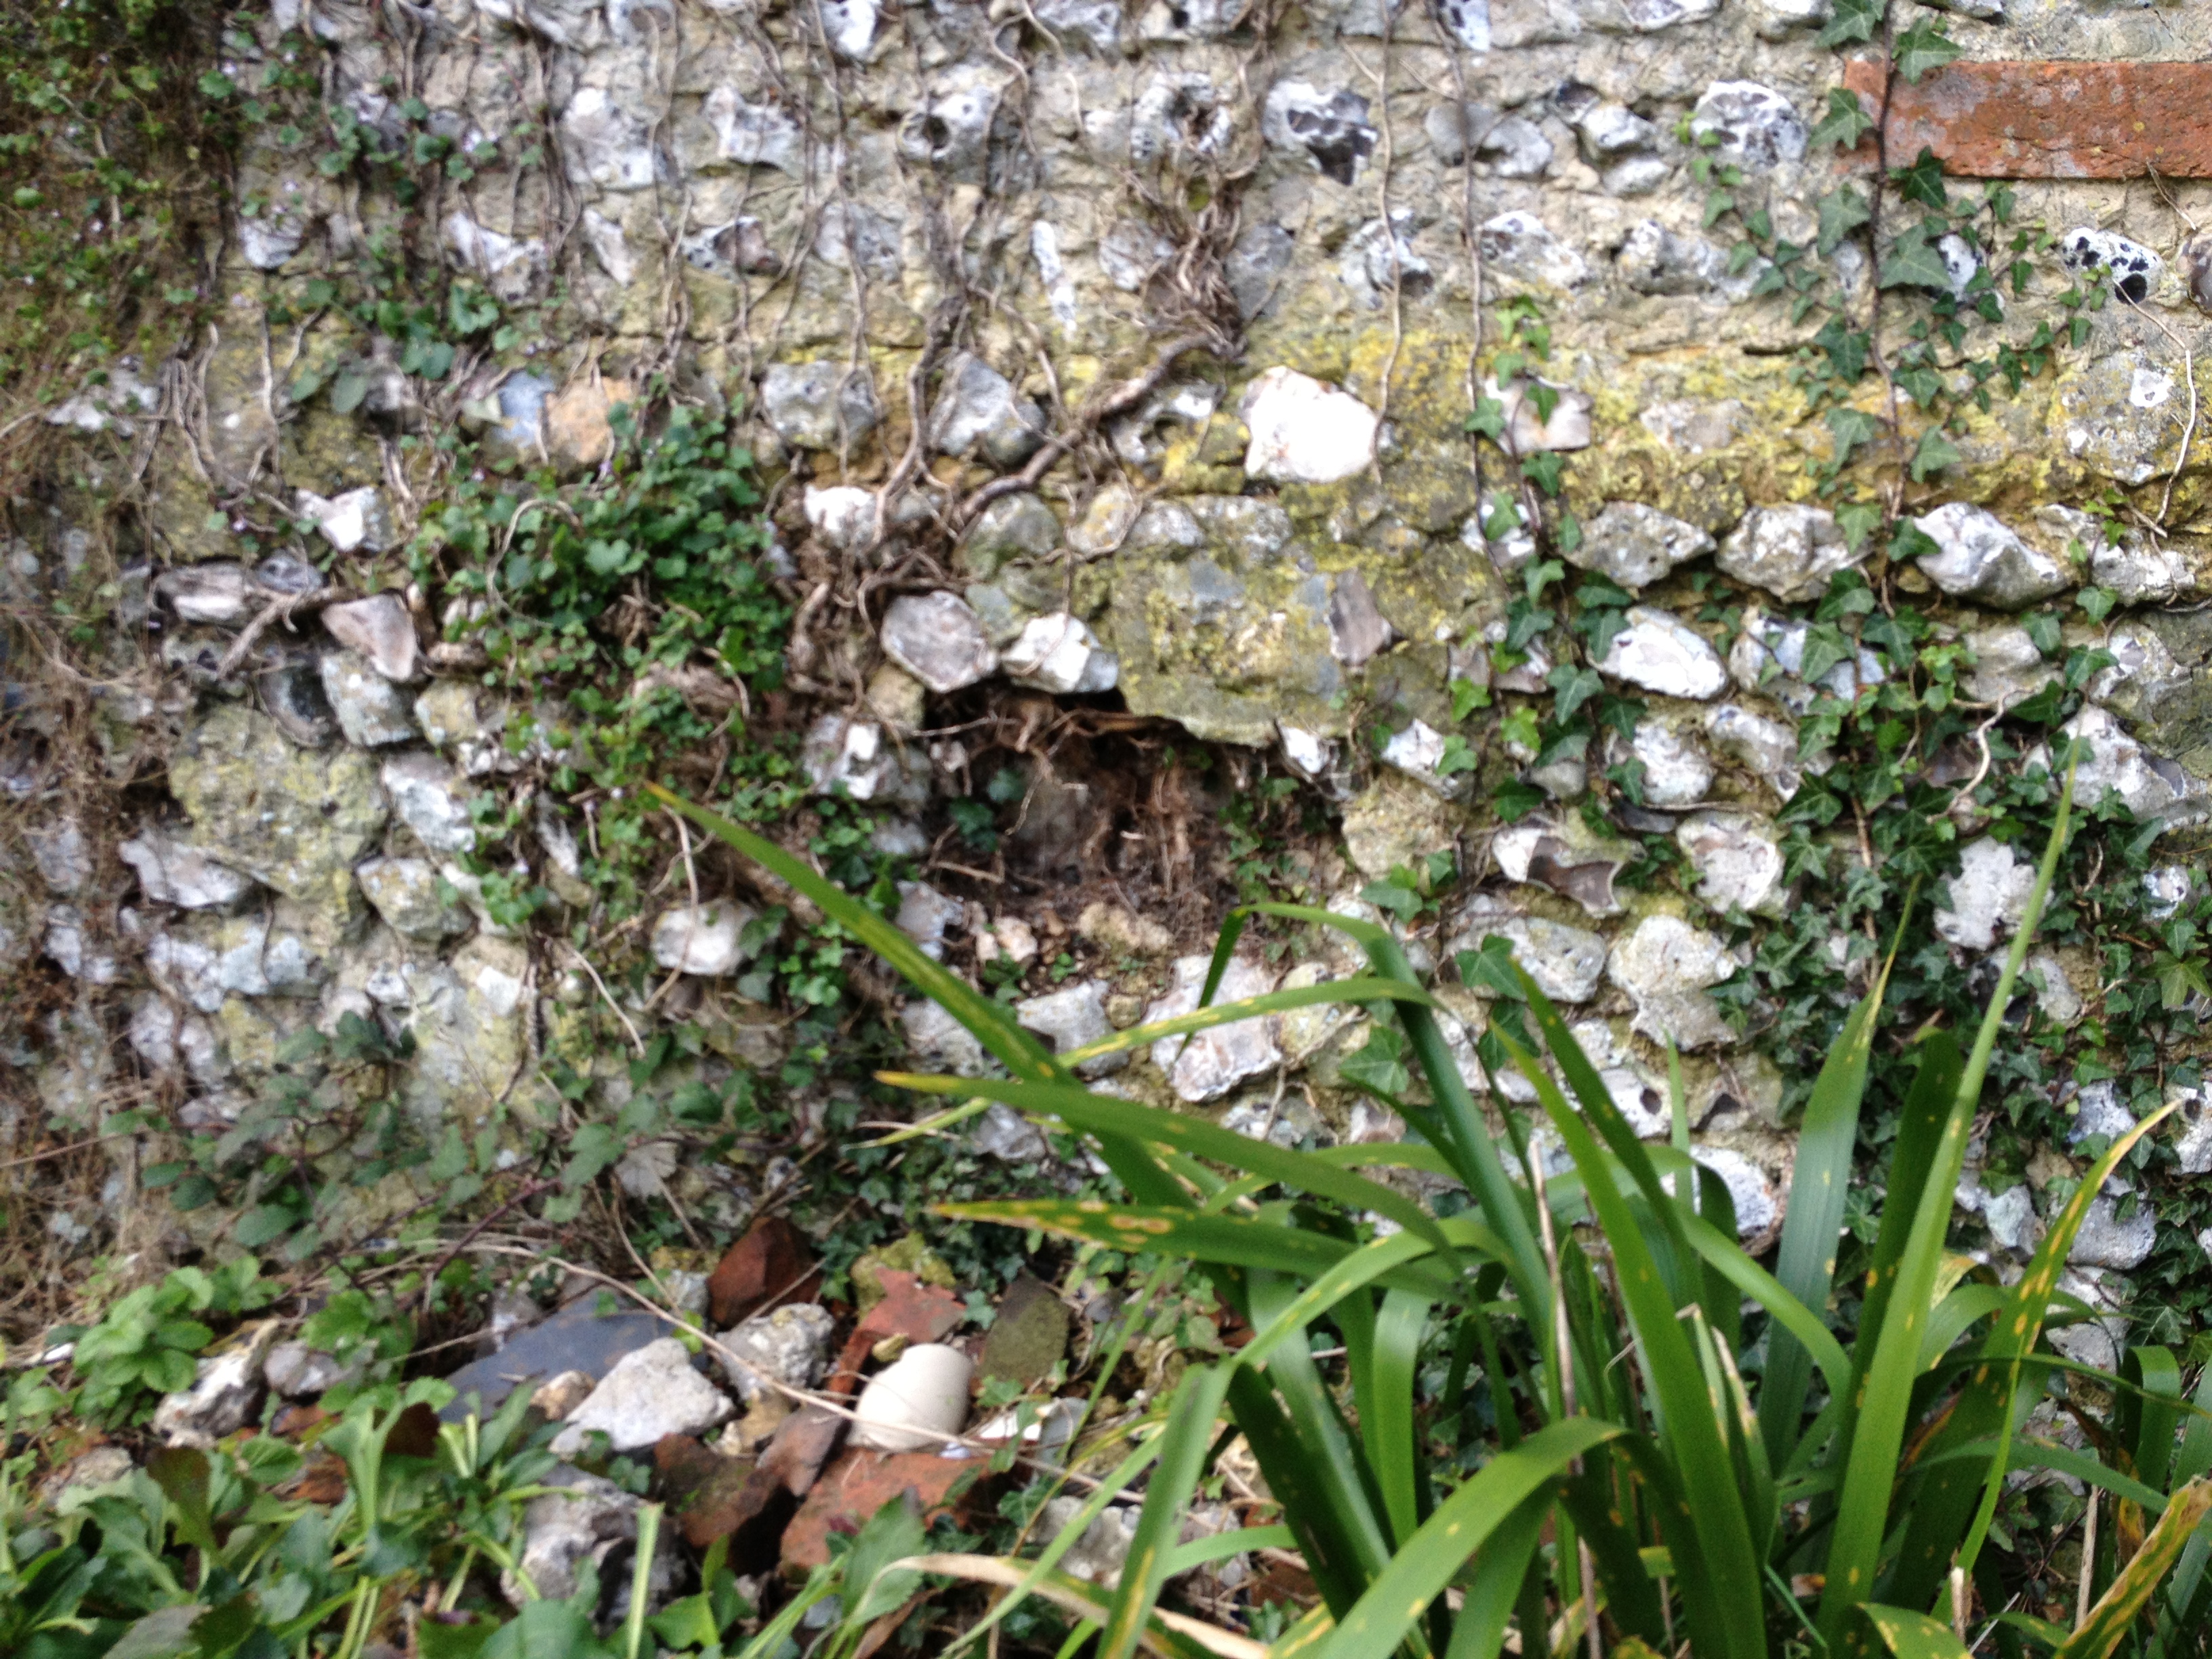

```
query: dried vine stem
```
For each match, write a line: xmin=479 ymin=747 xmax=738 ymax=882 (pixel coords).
xmin=954 ymin=331 xmax=1226 ymax=528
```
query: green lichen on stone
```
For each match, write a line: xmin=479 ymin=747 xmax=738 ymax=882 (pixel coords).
xmin=169 ymin=703 xmax=388 ymax=921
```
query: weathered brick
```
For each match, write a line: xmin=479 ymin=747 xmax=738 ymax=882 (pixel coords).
xmin=1841 ymin=60 xmax=2212 ymax=179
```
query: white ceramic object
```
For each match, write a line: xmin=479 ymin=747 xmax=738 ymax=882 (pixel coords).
xmin=851 ymin=1343 xmax=972 ymax=1452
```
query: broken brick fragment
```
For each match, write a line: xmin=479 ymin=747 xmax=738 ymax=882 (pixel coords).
xmin=707 ymin=1214 xmax=823 ymax=1328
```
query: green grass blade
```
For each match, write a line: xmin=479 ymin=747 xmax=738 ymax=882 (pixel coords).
xmin=1677 ymin=1211 xmax=1851 ymax=1403
xmin=1162 ymin=1527 xmax=1296 ymax=1576
xmin=1517 ymin=975 xmax=1701 ymax=1307
xmin=886 ymin=1071 xmax=1462 ymax=1260
xmin=1370 ymin=1290 xmax=1431 ymax=1549
xmin=1225 ymin=1367 xmax=1372 ymax=1621
xmin=2118 ymin=1346 xmax=2184 ymax=1493
xmin=1915 ymin=1285 xmax=2007 ymax=1373
xmin=1856 ymin=1603 xmax=1973 ymax=1659
xmin=1761 ymin=979 xmax=1885 ymax=1467
xmin=650 ymin=783 xmax=1189 ymax=1210
xmin=1495 ymin=1031 xmax=1769 ymax=1659
xmin=939 ymin=1436 xmax=1166 ymax=1659
xmin=1239 ymin=901 xmax=1552 ymax=1317
xmin=1063 ymin=977 xmax=1442 ymax=1068
xmin=1099 ymin=1363 xmax=1234 ymax=1659
xmin=1440 ymin=1488 xmax=1548 ymax=1659
xmin=2056 ymin=1478 xmax=2212 ymax=1659
xmin=1817 ymin=764 xmax=2076 ymax=1646
xmin=1309 ymin=1419 xmax=1619 ymax=1659
xmin=648 ymin=783 xmax=1056 ymax=1080
xmin=1889 ymin=1103 xmax=2177 ymax=1610
xmin=1244 ymin=1270 xmax=1398 ymax=1605
xmin=938 ymin=1198 xmax=1460 ymax=1298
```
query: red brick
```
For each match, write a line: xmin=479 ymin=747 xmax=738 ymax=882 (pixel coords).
xmin=779 ymin=1448 xmax=980 ymax=1573
xmin=1841 ymin=60 xmax=2212 ymax=179
xmin=706 ymin=1215 xmax=823 ymax=1328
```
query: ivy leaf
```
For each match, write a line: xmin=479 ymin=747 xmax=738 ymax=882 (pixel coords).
xmin=1549 ymin=664 xmax=1604 ymax=725
xmin=1893 ymin=18 xmax=1964 ymax=83
xmin=1809 ymin=87 xmax=1877 ymax=152
xmin=1826 ymin=407 xmax=1881 ymax=468
xmin=1893 ymin=147 xmax=1949 ymax=209
xmin=1894 ymin=361 xmax=1944 ymax=408
xmin=1465 ymin=396 xmax=1507 ymax=442
xmin=1340 ymin=1026 xmax=1412 ymax=1097
xmin=1879 ymin=226 xmax=1955 ymax=292
xmin=1837 ymin=500 xmax=1886 ymax=550
xmin=329 ymin=367 xmax=371 ymax=415
xmin=1437 ymin=735 xmax=1481 ymax=777
xmin=1521 ymin=453 xmax=1565 ymax=498
xmin=1492 ymin=779 xmax=1548 ymax=822
xmin=1816 ymin=186 xmax=1872 ymax=255
xmin=1555 ymin=510 xmax=1584 ymax=556
xmin=2076 ymin=585 xmax=2116 ymax=624
xmin=1908 ymin=426 xmax=1963 ymax=482
xmin=1450 ymin=676 xmax=1492 ymax=720
xmin=1816 ymin=0 xmax=1884 ymax=46
xmin=1814 ymin=315 xmax=1872 ymax=381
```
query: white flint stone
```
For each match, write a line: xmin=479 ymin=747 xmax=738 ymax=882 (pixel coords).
xmin=1908 ymin=504 xmax=2071 ymax=609
xmin=2050 ymin=706 xmax=2202 ymax=822
xmin=159 ymin=564 xmax=255 ymax=626
xmin=298 ymin=487 xmax=390 ymax=555
xmin=29 ymin=818 xmax=93 ymax=895
xmin=320 ymin=651 xmax=419 ymax=747
xmin=1619 ymin=716 xmax=1713 ymax=807
xmin=2069 ymin=1195 xmax=2158 ymax=1271
xmin=804 ymin=485 xmax=878 ymax=552
xmin=802 ymin=716 xmax=928 ymax=808
xmin=1688 ymin=81 xmax=1807 ymax=171
xmin=1240 ymin=367 xmax=1378 ymax=485
xmin=651 ymin=901 xmax=758 ymax=976
xmin=1704 ymin=703 xmax=1801 ymax=799
xmin=2069 ymin=1080 xmax=2135 ymax=1147
xmin=1279 ymin=725 xmax=1334 ymax=780
xmin=718 ymin=1304 xmax=836 ymax=1402
xmin=1717 ymin=505 xmax=1864 ymax=604
xmin=550 ymin=1338 xmax=735 ymax=1456
xmin=1445 ymin=903 xmax=1609 ymax=1003
xmin=704 ymin=85 xmax=804 ymax=174
xmin=1963 ymin=626 xmax=2055 ymax=712
xmin=1017 ymin=979 xmax=1126 ymax=1078
xmin=928 ymin=353 xmax=1046 ymax=468
xmin=1380 ymin=719 xmax=1473 ymax=800
xmin=1597 ymin=607 xmax=1728 ymax=699
xmin=895 ymin=882 xmax=967 ymax=960
xmin=853 ymin=1343 xmax=972 ymax=1452
xmin=1607 ymin=914 xmax=1738 ymax=1051
xmin=1692 ymin=1147 xmax=1779 ymax=1239
xmin=902 ymin=998 xmax=991 ymax=1077
xmin=382 ymin=754 xmax=477 ymax=855
xmin=2027 ymin=952 xmax=2083 ymax=1026
xmin=153 ymin=1326 xmax=274 ymax=1449
xmin=1144 ymin=954 xmax=1281 ymax=1103
xmin=322 ymin=594 xmax=419 ymax=682
xmin=1477 ymin=211 xmax=1589 ymax=289
xmin=504 ymin=1466 xmax=676 ymax=1610
xmin=1675 ymin=811 xmax=1785 ymax=916
xmin=1935 ymin=837 xmax=2034 ymax=952
xmin=1004 ymin=613 xmax=1118 ymax=693
xmin=1984 ymin=1186 xmax=2041 ymax=1255
xmin=1571 ymin=501 xmax=1715 ymax=589
xmin=1482 ymin=375 xmax=1594 ymax=452
xmin=1040 ymin=1499 xmax=1141 ymax=1586
xmin=881 ymin=592 xmax=1000 ymax=694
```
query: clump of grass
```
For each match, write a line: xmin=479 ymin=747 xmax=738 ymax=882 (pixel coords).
xmin=658 ymin=752 xmax=2212 ymax=1659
